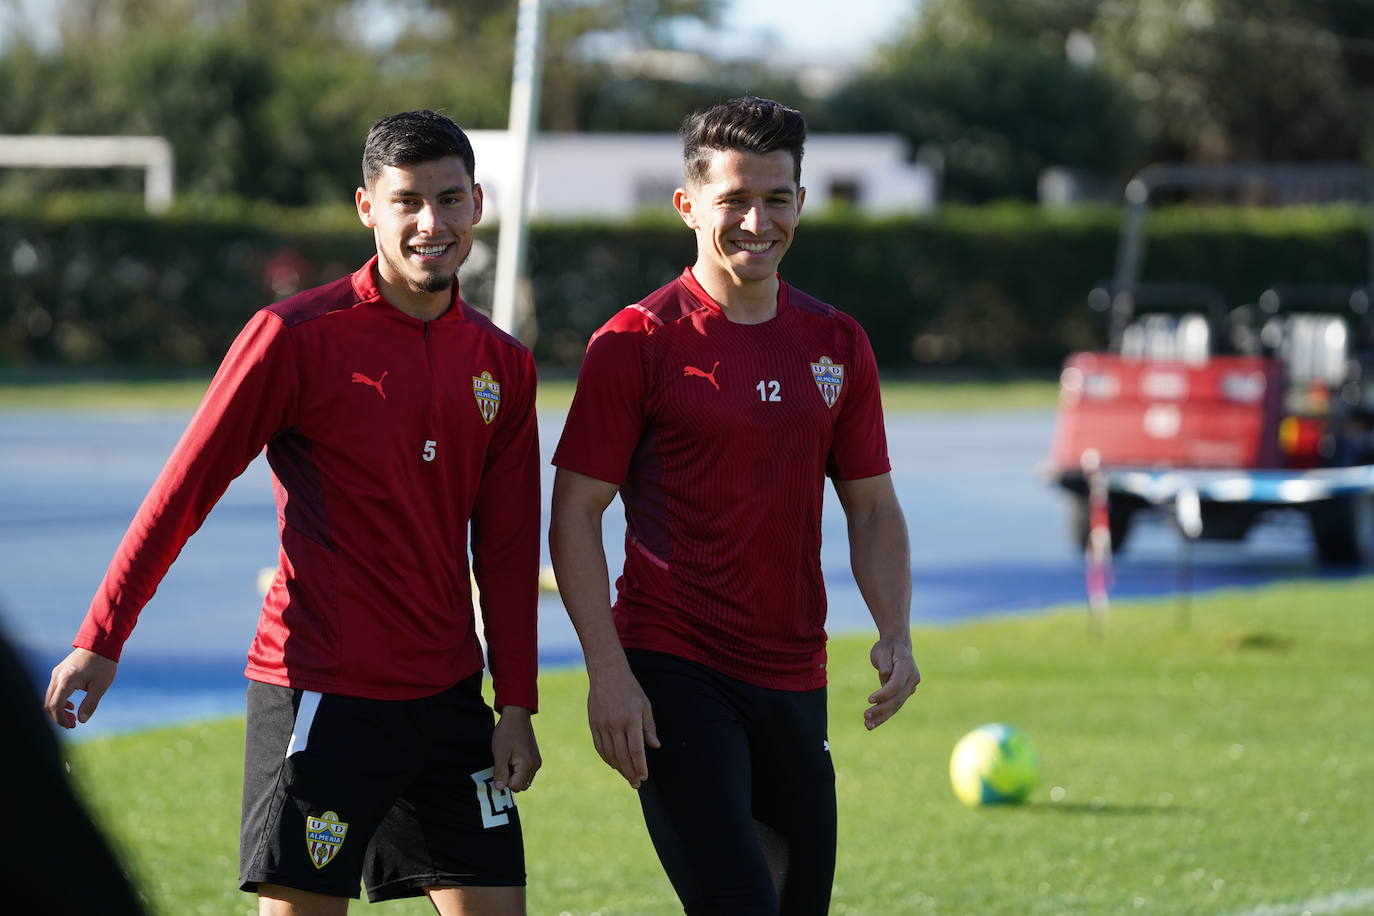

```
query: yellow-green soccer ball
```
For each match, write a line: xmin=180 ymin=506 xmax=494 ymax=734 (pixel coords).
xmin=949 ymin=723 xmax=1040 ymax=807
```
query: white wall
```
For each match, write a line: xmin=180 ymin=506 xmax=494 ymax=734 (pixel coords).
xmin=467 ymin=131 xmax=936 ymax=222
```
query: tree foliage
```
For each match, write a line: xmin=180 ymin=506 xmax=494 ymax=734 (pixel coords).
xmin=839 ymin=0 xmax=1374 ymax=200
xmin=1091 ymin=0 xmax=1374 ymax=163
xmin=12 ymin=0 xmax=1369 ymax=207
xmin=829 ymin=30 xmax=1138 ymax=201
xmin=0 ymin=0 xmax=728 ymax=204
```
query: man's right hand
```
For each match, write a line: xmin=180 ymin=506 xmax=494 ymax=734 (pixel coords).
xmin=44 ymin=648 xmax=117 ymax=728
xmin=587 ymin=663 xmax=660 ymax=790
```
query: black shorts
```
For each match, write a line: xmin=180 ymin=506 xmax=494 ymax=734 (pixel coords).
xmin=627 ymin=649 xmax=836 ymax=916
xmin=238 ymin=674 xmax=524 ymax=902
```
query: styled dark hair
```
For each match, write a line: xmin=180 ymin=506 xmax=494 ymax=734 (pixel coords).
xmin=361 ymin=109 xmax=476 ymax=187
xmin=680 ymin=96 xmax=807 ymax=187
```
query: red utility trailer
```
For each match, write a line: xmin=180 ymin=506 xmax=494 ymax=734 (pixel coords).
xmin=1048 ymin=165 xmax=1374 ymax=565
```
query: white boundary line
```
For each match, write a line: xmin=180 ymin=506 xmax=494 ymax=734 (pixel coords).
xmin=1223 ymin=887 xmax=1374 ymax=916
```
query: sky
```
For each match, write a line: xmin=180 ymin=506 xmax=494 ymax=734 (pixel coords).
xmin=4 ymin=0 xmax=923 ymax=66
xmin=717 ymin=0 xmax=919 ymax=63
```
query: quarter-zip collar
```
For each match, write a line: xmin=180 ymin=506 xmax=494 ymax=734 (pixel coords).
xmin=350 ymin=255 xmax=467 ymax=326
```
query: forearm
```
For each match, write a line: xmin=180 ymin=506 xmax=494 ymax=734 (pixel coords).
xmin=836 ymin=475 xmax=920 ymax=728
xmin=549 ymin=525 xmax=624 ymax=667
xmin=472 ymin=527 xmax=539 ymax=711
xmin=847 ymin=499 xmax=913 ymax=642
xmin=549 ymin=505 xmax=630 ymax=677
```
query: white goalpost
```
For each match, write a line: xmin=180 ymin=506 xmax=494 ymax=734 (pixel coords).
xmin=0 ymin=134 xmax=175 ymax=212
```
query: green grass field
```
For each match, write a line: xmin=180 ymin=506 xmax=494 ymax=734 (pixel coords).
xmin=0 ymin=373 xmax=1058 ymax=413
xmin=68 ymin=578 xmax=1373 ymax=915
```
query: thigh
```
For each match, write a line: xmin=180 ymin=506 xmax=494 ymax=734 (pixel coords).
xmin=426 ymin=884 xmax=525 ymax=916
xmin=629 ymin=650 xmax=778 ymax=916
xmin=240 ymin=682 xmax=420 ymax=900
xmin=363 ymin=674 xmax=526 ymax=903
xmin=750 ymin=687 xmax=836 ymax=916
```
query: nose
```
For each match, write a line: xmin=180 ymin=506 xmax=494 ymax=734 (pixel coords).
xmin=739 ymin=201 xmax=770 ymax=234
xmin=416 ymin=201 xmax=441 ymax=234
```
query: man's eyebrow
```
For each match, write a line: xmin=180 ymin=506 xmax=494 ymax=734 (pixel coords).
xmin=717 ymin=185 xmax=795 ymax=197
xmin=391 ymin=185 xmax=468 ymax=197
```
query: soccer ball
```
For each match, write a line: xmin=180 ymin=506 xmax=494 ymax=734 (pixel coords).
xmin=949 ymin=723 xmax=1040 ymax=807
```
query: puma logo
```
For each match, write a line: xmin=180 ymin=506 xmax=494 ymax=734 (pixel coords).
xmin=351 ymin=370 xmax=389 ymax=399
xmin=683 ymin=361 xmax=720 ymax=391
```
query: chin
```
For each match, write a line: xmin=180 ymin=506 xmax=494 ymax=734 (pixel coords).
xmin=733 ymin=267 xmax=777 ymax=284
xmin=416 ymin=272 xmax=455 ymax=294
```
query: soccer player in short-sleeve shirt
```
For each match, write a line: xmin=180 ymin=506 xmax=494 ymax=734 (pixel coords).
xmin=551 ymin=97 xmax=922 ymax=915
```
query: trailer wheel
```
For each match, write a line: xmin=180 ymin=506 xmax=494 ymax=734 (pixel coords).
xmin=1309 ymin=494 xmax=1374 ymax=566
xmin=1069 ymin=493 xmax=1134 ymax=553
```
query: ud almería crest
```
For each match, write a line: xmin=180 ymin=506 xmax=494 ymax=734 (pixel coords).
xmin=473 ymin=370 xmax=501 ymax=424
xmin=811 ymin=356 xmax=845 ymax=408
xmin=306 ymin=810 xmax=349 ymax=869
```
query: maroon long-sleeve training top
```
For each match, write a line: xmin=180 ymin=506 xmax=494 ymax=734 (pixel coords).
xmin=75 ymin=257 xmax=540 ymax=711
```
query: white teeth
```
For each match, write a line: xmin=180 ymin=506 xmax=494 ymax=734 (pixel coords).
xmin=735 ymin=241 xmax=772 ymax=252
xmin=413 ymin=245 xmax=448 ymax=256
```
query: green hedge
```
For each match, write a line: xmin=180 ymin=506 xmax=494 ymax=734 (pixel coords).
xmin=2 ymin=197 xmax=1368 ymax=371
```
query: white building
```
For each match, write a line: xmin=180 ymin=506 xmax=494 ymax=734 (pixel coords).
xmin=466 ymin=131 xmax=936 ymax=222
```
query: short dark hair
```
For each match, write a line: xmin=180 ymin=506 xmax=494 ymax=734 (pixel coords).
xmin=361 ymin=109 xmax=476 ymax=187
xmin=680 ymin=96 xmax=807 ymax=187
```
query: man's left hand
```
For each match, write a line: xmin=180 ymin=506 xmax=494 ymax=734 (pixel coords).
xmin=491 ymin=706 xmax=541 ymax=792
xmin=865 ymin=638 xmax=920 ymax=730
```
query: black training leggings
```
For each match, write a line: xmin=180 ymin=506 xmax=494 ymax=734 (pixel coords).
xmin=628 ymin=649 xmax=836 ymax=916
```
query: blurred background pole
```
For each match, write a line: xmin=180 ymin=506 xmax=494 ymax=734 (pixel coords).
xmin=1174 ymin=484 xmax=1203 ymax=630
xmin=491 ymin=0 xmax=546 ymax=338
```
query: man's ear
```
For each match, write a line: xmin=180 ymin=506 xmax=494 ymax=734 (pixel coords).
xmin=673 ymin=187 xmax=698 ymax=229
xmin=472 ymin=182 xmax=485 ymax=226
xmin=355 ymin=186 xmax=375 ymax=228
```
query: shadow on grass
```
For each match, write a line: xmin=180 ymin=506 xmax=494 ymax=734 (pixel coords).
xmin=1021 ymin=801 xmax=1192 ymax=816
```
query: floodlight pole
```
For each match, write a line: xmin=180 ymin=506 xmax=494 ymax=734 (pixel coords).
xmin=490 ymin=0 xmax=546 ymax=337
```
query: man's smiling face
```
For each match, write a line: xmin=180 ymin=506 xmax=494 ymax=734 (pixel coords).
xmin=674 ymin=147 xmax=804 ymax=294
xmin=356 ymin=156 xmax=483 ymax=311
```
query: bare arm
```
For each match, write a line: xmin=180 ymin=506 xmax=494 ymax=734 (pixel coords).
xmin=549 ymin=467 xmax=660 ymax=788
xmin=834 ymin=473 xmax=921 ymax=730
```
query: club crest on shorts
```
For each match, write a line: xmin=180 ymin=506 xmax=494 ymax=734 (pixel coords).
xmin=811 ymin=356 xmax=844 ymax=408
xmin=306 ymin=810 xmax=348 ymax=869
xmin=472 ymin=370 xmax=501 ymax=424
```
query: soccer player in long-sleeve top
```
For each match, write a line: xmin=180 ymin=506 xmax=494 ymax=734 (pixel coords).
xmin=45 ymin=110 xmax=540 ymax=916
xmin=550 ymin=96 xmax=921 ymax=915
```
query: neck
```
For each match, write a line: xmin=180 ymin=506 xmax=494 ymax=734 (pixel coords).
xmin=693 ymin=266 xmax=778 ymax=325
